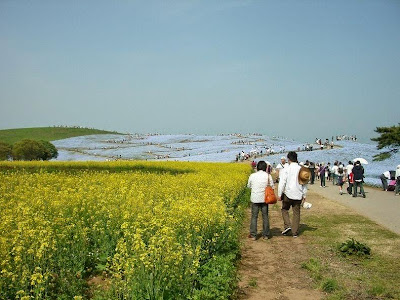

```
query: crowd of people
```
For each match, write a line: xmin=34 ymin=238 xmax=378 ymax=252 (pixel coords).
xmin=237 ymin=137 xmax=341 ymax=162
xmin=301 ymin=160 xmax=367 ymax=197
xmin=236 ymin=145 xmax=286 ymax=161
xmin=246 ymin=151 xmax=400 ymax=242
xmin=335 ymin=134 xmax=357 ymax=141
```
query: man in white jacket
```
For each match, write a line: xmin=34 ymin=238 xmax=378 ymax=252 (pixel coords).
xmin=278 ymin=151 xmax=307 ymax=237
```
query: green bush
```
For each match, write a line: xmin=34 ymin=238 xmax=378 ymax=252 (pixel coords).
xmin=12 ymin=139 xmax=58 ymax=161
xmin=338 ymin=238 xmax=371 ymax=257
xmin=0 ymin=142 xmax=12 ymax=160
xmin=40 ymin=140 xmax=58 ymax=160
xmin=192 ymin=253 xmax=237 ymax=300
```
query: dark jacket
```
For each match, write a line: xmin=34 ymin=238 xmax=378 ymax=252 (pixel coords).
xmin=352 ymin=164 xmax=364 ymax=181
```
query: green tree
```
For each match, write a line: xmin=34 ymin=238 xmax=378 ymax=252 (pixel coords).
xmin=371 ymin=123 xmax=400 ymax=161
xmin=0 ymin=142 xmax=12 ymax=160
xmin=39 ymin=140 xmax=58 ymax=160
xmin=12 ymin=139 xmax=47 ymax=161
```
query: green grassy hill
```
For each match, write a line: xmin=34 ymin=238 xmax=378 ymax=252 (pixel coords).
xmin=0 ymin=127 xmax=122 ymax=145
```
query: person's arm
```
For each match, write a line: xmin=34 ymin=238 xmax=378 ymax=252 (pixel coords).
xmin=277 ymin=168 xmax=287 ymax=199
xmin=247 ymin=175 xmax=252 ymax=189
xmin=269 ymin=174 xmax=274 ymax=187
xmin=301 ymin=184 xmax=308 ymax=203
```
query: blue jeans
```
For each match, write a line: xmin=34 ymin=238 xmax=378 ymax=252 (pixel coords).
xmin=332 ymin=174 xmax=337 ymax=185
xmin=250 ymin=203 xmax=270 ymax=238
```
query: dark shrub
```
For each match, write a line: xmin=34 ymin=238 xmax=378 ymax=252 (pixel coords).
xmin=39 ymin=140 xmax=58 ymax=160
xmin=0 ymin=142 xmax=12 ymax=160
xmin=12 ymin=139 xmax=58 ymax=161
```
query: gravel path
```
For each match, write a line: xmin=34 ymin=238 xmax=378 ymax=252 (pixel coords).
xmin=307 ymin=182 xmax=400 ymax=235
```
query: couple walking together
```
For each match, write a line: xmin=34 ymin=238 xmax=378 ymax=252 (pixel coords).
xmin=247 ymin=151 xmax=308 ymax=240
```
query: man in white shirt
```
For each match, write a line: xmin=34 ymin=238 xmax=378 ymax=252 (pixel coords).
xmin=331 ymin=162 xmax=339 ymax=185
xmin=247 ymin=161 xmax=274 ymax=240
xmin=345 ymin=161 xmax=353 ymax=180
xmin=275 ymin=156 xmax=288 ymax=183
xmin=278 ymin=151 xmax=307 ymax=237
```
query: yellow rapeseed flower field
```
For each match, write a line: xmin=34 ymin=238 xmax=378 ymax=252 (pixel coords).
xmin=0 ymin=161 xmax=250 ymax=299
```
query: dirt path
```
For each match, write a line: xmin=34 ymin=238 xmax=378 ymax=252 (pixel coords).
xmin=237 ymin=203 xmax=324 ymax=300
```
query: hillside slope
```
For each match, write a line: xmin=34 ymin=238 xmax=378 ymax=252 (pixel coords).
xmin=0 ymin=127 xmax=121 ymax=145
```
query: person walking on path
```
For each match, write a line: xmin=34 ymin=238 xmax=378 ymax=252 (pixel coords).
xmin=278 ymin=151 xmax=308 ymax=238
xmin=380 ymin=170 xmax=391 ymax=191
xmin=352 ymin=161 xmax=366 ymax=198
xmin=247 ymin=160 xmax=274 ymax=240
xmin=319 ymin=163 xmax=327 ymax=187
xmin=337 ymin=167 xmax=345 ymax=195
xmin=331 ymin=162 xmax=339 ymax=185
xmin=309 ymin=161 xmax=316 ymax=184
xmin=345 ymin=161 xmax=353 ymax=180
xmin=395 ymin=165 xmax=400 ymax=196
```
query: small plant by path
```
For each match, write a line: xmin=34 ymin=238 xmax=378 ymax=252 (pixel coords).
xmin=338 ymin=238 xmax=371 ymax=257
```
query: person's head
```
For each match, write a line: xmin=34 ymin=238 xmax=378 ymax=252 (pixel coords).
xmin=287 ymin=151 xmax=297 ymax=163
xmin=280 ymin=156 xmax=286 ymax=163
xmin=348 ymin=161 xmax=353 ymax=165
xmin=257 ymin=160 xmax=267 ymax=172
xmin=355 ymin=161 xmax=361 ymax=166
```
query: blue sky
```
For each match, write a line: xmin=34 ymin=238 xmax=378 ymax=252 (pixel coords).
xmin=1 ymin=0 xmax=399 ymax=142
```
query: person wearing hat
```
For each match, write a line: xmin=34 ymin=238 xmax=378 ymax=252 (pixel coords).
xmin=395 ymin=165 xmax=400 ymax=196
xmin=277 ymin=151 xmax=309 ymax=238
xmin=275 ymin=156 xmax=288 ymax=183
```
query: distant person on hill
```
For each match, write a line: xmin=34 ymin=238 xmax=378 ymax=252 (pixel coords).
xmin=395 ymin=165 xmax=400 ymax=196
xmin=379 ymin=170 xmax=391 ymax=191
xmin=352 ymin=161 xmax=366 ymax=198
xmin=247 ymin=160 xmax=274 ymax=240
xmin=277 ymin=151 xmax=308 ymax=238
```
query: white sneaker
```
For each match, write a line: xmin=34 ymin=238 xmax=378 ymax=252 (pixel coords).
xmin=282 ymin=228 xmax=291 ymax=235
